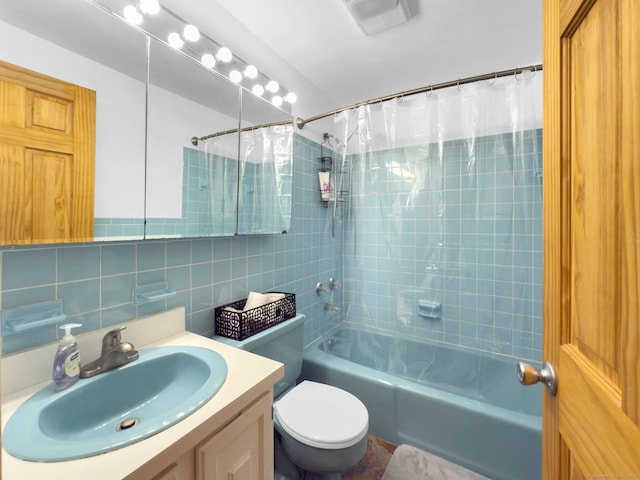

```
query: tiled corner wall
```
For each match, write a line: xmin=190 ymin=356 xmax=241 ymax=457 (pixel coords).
xmin=344 ymin=129 xmax=543 ymax=363
xmin=0 ymin=134 xmax=342 ymax=355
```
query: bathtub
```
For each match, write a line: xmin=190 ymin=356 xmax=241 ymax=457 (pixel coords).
xmin=300 ymin=326 xmax=541 ymax=480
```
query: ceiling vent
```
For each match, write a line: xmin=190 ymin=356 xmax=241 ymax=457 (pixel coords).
xmin=343 ymin=0 xmax=413 ymax=36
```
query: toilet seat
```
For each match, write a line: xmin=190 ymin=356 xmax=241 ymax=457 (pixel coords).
xmin=273 ymin=380 xmax=369 ymax=450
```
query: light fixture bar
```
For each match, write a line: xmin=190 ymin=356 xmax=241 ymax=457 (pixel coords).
xmin=85 ymin=0 xmax=296 ymax=113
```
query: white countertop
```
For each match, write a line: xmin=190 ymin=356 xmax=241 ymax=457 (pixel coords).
xmin=1 ymin=307 xmax=284 ymax=480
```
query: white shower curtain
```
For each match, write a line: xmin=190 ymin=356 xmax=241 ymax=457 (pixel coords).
xmin=238 ymin=124 xmax=293 ymax=234
xmin=332 ymin=72 xmax=543 ymax=362
xmin=199 ymin=132 xmax=238 ymax=237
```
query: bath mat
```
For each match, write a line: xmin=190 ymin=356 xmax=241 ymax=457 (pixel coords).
xmin=381 ymin=444 xmax=490 ymax=480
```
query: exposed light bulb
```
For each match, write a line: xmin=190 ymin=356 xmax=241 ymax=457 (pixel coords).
xmin=229 ymin=70 xmax=242 ymax=83
xmin=201 ymin=53 xmax=216 ymax=69
xmin=168 ymin=32 xmax=184 ymax=49
xmin=123 ymin=5 xmax=143 ymax=25
xmin=244 ymin=65 xmax=258 ymax=79
xmin=139 ymin=0 xmax=160 ymax=15
xmin=217 ymin=47 xmax=232 ymax=63
xmin=183 ymin=24 xmax=200 ymax=42
xmin=272 ymin=95 xmax=283 ymax=107
xmin=285 ymin=92 xmax=297 ymax=104
xmin=252 ymin=84 xmax=265 ymax=97
xmin=266 ymin=80 xmax=280 ymax=93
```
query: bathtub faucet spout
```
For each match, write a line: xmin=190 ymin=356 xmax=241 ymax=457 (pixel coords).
xmin=324 ymin=303 xmax=340 ymax=312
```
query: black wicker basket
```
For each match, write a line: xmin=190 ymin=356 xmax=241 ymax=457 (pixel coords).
xmin=214 ymin=292 xmax=296 ymax=341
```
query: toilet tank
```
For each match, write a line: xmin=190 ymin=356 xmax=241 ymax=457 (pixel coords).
xmin=213 ymin=314 xmax=305 ymax=398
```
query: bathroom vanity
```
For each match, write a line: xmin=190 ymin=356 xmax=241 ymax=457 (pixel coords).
xmin=1 ymin=307 xmax=284 ymax=480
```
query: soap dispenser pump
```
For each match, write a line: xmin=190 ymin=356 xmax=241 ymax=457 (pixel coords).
xmin=52 ymin=323 xmax=82 ymax=391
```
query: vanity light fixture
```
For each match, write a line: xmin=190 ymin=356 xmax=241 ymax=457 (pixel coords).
xmin=285 ymin=92 xmax=297 ymax=104
xmin=252 ymin=84 xmax=265 ymax=97
xmin=217 ymin=47 xmax=233 ymax=63
xmin=201 ymin=53 xmax=216 ymax=69
xmin=182 ymin=24 xmax=200 ymax=42
xmin=123 ymin=0 xmax=160 ymax=25
xmin=123 ymin=5 xmax=143 ymax=24
xmin=266 ymin=80 xmax=280 ymax=93
xmin=244 ymin=65 xmax=258 ymax=79
xmin=139 ymin=0 xmax=160 ymax=14
xmin=229 ymin=70 xmax=243 ymax=83
xmin=167 ymin=32 xmax=184 ymax=49
xmin=106 ymin=0 xmax=297 ymax=112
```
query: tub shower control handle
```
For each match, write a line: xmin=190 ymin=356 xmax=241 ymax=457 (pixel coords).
xmin=517 ymin=361 xmax=557 ymax=396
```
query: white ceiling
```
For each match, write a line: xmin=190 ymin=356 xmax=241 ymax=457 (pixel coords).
xmin=161 ymin=0 xmax=542 ymax=124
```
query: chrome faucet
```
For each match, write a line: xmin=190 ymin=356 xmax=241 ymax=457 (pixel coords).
xmin=79 ymin=326 xmax=139 ymax=378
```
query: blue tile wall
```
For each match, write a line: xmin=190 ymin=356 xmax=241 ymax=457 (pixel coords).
xmin=342 ymin=129 xmax=543 ymax=363
xmin=0 ymin=133 xmax=342 ymax=355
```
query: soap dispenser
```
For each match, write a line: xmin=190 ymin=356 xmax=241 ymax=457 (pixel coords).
xmin=52 ymin=323 xmax=82 ymax=391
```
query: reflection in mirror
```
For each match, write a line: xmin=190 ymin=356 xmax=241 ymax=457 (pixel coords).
xmin=0 ymin=0 xmax=147 ymax=244
xmin=146 ymin=36 xmax=240 ymax=238
xmin=238 ymin=92 xmax=294 ymax=235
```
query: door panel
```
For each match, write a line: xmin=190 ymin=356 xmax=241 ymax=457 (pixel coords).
xmin=0 ymin=60 xmax=95 ymax=244
xmin=543 ymin=0 xmax=640 ymax=478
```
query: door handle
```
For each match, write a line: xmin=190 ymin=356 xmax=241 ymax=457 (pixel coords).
xmin=517 ymin=361 xmax=557 ymax=396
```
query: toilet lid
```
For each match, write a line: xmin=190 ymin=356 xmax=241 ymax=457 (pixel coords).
xmin=273 ymin=380 xmax=369 ymax=449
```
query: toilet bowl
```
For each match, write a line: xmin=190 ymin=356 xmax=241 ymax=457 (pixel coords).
xmin=274 ymin=380 xmax=369 ymax=477
xmin=214 ymin=314 xmax=369 ymax=479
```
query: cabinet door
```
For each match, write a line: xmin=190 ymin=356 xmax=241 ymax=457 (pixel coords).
xmin=151 ymin=450 xmax=195 ymax=480
xmin=197 ymin=393 xmax=273 ymax=480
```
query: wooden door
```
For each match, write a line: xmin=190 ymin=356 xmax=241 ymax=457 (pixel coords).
xmin=543 ymin=0 xmax=640 ymax=478
xmin=0 ymin=60 xmax=96 ymax=244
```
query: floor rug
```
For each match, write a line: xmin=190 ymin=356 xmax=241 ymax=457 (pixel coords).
xmin=381 ymin=444 xmax=491 ymax=480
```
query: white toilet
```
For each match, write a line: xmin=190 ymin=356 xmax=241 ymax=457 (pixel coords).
xmin=214 ymin=314 xmax=369 ymax=479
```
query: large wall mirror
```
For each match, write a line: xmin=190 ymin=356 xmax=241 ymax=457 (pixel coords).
xmin=146 ymin=36 xmax=240 ymax=238
xmin=0 ymin=0 xmax=293 ymax=245
xmin=0 ymin=0 xmax=147 ymax=244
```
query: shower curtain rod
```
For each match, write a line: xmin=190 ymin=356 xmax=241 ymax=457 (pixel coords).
xmin=191 ymin=119 xmax=293 ymax=146
xmin=295 ymin=63 xmax=543 ymax=130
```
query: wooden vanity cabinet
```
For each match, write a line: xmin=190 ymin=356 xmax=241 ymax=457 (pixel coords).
xmin=145 ymin=391 xmax=274 ymax=480
xmin=197 ymin=391 xmax=273 ymax=479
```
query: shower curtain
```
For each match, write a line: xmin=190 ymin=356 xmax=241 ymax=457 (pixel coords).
xmin=331 ymin=72 xmax=543 ymax=363
xmin=191 ymin=133 xmax=238 ymax=237
xmin=238 ymin=123 xmax=293 ymax=234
